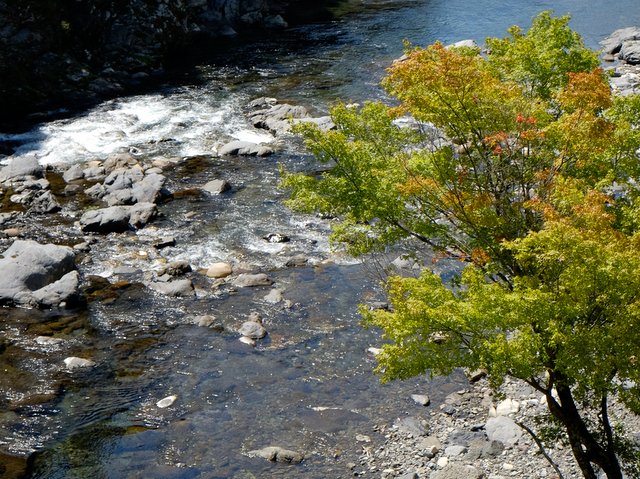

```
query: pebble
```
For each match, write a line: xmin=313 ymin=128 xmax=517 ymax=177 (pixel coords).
xmin=206 ymin=262 xmax=233 ymax=278
xmin=239 ymin=336 xmax=256 ymax=346
xmin=156 ymin=395 xmax=177 ymax=408
xmin=64 ymin=357 xmax=96 ymax=369
xmin=411 ymin=394 xmax=430 ymax=406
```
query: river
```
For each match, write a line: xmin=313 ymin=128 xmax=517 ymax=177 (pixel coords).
xmin=1 ymin=1 xmax=640 ymax=478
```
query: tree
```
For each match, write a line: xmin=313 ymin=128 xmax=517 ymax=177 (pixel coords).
xmin=281 ymin=12 xmax=640 ymax=479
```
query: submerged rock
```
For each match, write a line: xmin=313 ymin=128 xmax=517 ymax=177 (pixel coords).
xmin=156 ymin=395 xmax=177 ymax=408
xmin=64 ymin=357 xmax=96 ymax=369
xmin=202 ymin=179 xmax=231 ymax=194
xmin=148 ymin=279 xmax=195 ymax=297
xmin=232 ymin=273 xmax=273 ymax=288
xmin=246 ymin=446 xmax=304 ymax=464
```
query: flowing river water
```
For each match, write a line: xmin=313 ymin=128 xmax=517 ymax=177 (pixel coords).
xmin=2 ymin=1 xmax=640 ymax=478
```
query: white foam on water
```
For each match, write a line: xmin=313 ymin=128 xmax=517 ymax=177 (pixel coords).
xmin=1 ymin=87 xmax=270 ymax=166
xmin=231 ymin=128 xmax=274 ymax=144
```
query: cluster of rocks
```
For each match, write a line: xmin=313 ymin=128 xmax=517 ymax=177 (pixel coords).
xmin=351 ymin=375 xmax=583 ymax=479
xmin=601 ymin=27 xmax=640 ymax=96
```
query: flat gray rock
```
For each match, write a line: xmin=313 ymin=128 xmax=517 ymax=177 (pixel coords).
xmin=148 ymin=279 xmax=194 ymax=297
xmin=219 ymin=140 xmax=274 ymax=156
xmin=30 ymin=271 xmax=80 ymax=307
xmin=202 ymin=179 xmax=231 ymax=194
xmin=394 ymin=416 xmax=428 ymax=437
xmin=0 ymin=157 xmax=42 ymax=183
xmin=430 ymin=464 xmax=483 ymax=479
xmin=246 ymin=446 xmax=304 ymax=464
xmin=485 ymin=415 xmax=522 ymax=447
xmin=621 ymin=40 xmax=640 ymax=64
xmin=64 ymin=356 xmax=95 ymax=369
xmin=232 ymin=273 xmax=273 ymax=288
xmin=80 ymin=203 xmax=157 ymax=233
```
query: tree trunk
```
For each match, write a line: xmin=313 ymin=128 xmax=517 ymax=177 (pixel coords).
xmin=545 ymin=383 xmax=624 ymax=479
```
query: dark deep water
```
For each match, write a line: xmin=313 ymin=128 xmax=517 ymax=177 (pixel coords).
xmin=1 ymin=1 xmax=640 ymax=478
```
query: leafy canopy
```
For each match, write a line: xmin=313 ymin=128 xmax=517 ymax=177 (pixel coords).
xmin=282 ymin=10 xmax=640 ymax=478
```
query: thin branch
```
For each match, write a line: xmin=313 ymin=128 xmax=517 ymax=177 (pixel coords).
xmin=516 ymin=420 xmax=565 ymax=479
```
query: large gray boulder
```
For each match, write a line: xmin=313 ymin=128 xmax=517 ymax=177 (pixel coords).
xmin=0 ymin=157 xmax=43 ymax=183
xmin=621 ymin=40 xmax=640 ymax=65
xmin=485 ymin=415 xmax=522 ymax=447
xmin=79 ymin=203 xmax=157 ymax=233
xmin=601 ymin=27 xmax=640 ymax=54
xmin=0 ymin=240 xmax=78 ymax=307
xmin=247 ymin=100 xmax=311 ymax=135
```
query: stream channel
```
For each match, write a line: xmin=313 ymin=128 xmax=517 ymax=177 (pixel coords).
xmin=1 ymin=1 xmax=640 ymax=478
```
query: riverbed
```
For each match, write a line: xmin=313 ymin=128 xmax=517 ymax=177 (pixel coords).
xmin=1 ymin=1 xmax=640 ymax=478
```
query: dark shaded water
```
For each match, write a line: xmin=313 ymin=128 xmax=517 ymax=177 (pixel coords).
xmin=1 ymin=1 xmax=640 ymax=478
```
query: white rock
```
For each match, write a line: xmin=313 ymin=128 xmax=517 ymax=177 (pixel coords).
xmin=36 ymin=336 xmax=63 ymax=346
xmin=436 ymin=456 xmax=449 ymax=468
xmin=64 ymin=357 xmax=95 ymax=369
xmin=411 ymin=394 xmax=430 ymax=406
xmin=206 ymin=262 xmax=233 ymax=278
xmin=156 ymin=395 xmax=177 ymax=408
xmin=239 ymin=336 xmax=256 ymax=346
xmin=368 ymin=347 xmax=382 ymax=355
xmin=496 ymin=398 xmax=520 ymax=416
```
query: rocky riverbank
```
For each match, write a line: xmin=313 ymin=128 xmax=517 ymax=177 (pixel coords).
xmin=2 ymin=22 xmax=640 ymax=478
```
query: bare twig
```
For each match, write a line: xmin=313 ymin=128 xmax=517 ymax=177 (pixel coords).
xmin=516 ymin=420 xmax=565 ymax=479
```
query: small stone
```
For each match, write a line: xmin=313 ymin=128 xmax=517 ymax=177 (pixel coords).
xmin=263 ymin=288 xmax=283 ymax=304
xmin=444 ymin=445 xmax=467 ymax=456
xmin=36 ymin=336 xmax=63 ymax=346
xmin=64 ymin=357 xmax=95 ymax=369
xmin=202 ymin=179 xmax=231 ymax=194
xmin=436 ymin=456 xmax=449 ymax=468
xmin=232 ymin=273 xmax=272 ymax=287
xmin=503 ymin=463 xmax=515 ymax=471
xmin=206 ymin=262 xmax=233 ymax=278
xmin=239 ymin=336 xmax=256 ymax=346
xmin=3 ymin=228 xmax=22 ymax=237
xmin=367 ymin=347 xmax=382 ymax=355
xmin=355 ymin=434 xmax=371 ymax=443
xmin=411 ymin=394 xmax=430 ymax=406
xmin=238 ymin=321 xmax=267 ymax=339
xmin=156 ymin=395 xmax=177 ymax=408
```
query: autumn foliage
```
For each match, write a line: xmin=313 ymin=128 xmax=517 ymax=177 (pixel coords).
xmin=282 ymin=12 xmax=640 ymax=478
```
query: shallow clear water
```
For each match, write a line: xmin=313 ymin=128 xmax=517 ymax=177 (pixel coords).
xmin=1 ymin=0 xmax=640 ymax=477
